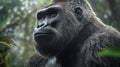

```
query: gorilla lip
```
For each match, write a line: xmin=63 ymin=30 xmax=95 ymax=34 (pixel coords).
xmin=34 ymin=32 xmax=54 ymax=38
xmin=34 ymin=32 xmax=54 ymax=42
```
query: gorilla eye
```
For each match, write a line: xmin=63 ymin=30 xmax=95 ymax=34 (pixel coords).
xmin=47 ymin=9 xmax=58 ymax=18
xmin=74 ymin=7 xmax=83 ymax=20
xmin=37 ymin=12 xmax=45 ymax=20
xmin=51 ymin=13 xmax=57 ymax=18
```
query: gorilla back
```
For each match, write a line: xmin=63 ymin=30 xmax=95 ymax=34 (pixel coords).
xmin=30 ymin=0 xmax=120 ymax=67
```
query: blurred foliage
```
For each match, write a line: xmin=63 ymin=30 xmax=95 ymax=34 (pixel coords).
xmin=97 ymin=47 xmax=120 ymax=58
xmin=0 ymin=0 xmax=51 ymax=67
xmin=0 ymin=0 xmax=120 ymax=67
xmin=0 ymin=35 xmax=15 ymax=67
xmin=88 ymin=0 xmax=120 ymax=31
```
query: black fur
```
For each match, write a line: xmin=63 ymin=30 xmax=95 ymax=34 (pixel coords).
xmin=29 ymin=0 xmax=120 ymax=67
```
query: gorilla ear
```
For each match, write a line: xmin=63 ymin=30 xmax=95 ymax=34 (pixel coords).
xmin=74 ymin=7 xmax=83 ymax=20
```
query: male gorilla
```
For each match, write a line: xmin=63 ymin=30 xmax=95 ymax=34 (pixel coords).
xmin=30 ymin=0 xmax=120 ymax=67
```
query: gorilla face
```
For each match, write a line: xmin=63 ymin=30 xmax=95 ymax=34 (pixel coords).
xmin=34 ymin=4 xmax=82 ymax=57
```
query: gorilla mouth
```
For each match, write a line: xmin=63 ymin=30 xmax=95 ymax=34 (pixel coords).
xmin=34 ymin=29 xmax=55 ymax=40
xmin=34 ymin=32 xmax=55 ymax=44
xmin=34 ymin=32 xmax=54 ymax=37
xmin=34 ymin=32 xmax=54 ymax=42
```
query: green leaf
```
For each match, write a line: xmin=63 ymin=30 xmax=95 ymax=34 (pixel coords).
xmin=97 ymin=47 xmax=120 ymax=58
xmin=0 ymin=35 xmax=15 ymax=46
xmin=0 ymin=42 xmax=10 ymax=56
xmin=0 ymin=42 xmax=10 ymax=52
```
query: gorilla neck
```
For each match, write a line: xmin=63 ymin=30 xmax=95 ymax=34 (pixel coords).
xmin=55 ymin=22 xmax=99 ymax=67
xmin=56 ymin=39 xmax=81 ymax=67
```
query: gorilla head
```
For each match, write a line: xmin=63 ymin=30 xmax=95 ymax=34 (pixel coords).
xmin=33 ymin=0 xmax=101 ymax=57
xmin=33 ymin=0 xmax=96 ymax=57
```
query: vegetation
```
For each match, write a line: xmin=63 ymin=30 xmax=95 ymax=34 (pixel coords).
xmin=0 ymin=35 xmax=15 ymax=67
xmin=0 ymin=0 xmax=50 ymax=67
xmin=0 ymin=0 xmax=120 ymax=67
xmin=98 ymin=47 xmax=120 ymax=58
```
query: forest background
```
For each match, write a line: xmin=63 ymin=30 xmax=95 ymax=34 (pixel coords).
xmin=0 ymin=0 xmax=120 ymax=67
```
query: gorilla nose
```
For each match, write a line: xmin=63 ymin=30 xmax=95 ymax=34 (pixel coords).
xmin=36 ymin=6 xmax=62 ymax=28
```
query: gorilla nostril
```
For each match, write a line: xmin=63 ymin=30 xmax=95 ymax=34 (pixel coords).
xmin=37 ymin=23 xmax=45 ymax=28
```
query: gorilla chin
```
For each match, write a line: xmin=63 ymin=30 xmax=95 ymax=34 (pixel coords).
xmin=34 ymin=28 xmax=62 ymax=57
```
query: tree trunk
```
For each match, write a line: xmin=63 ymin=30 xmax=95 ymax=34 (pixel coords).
xmin=107 ymin=0 xmax=120 ymax=31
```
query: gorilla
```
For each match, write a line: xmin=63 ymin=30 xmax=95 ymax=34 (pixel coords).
xmin=29 ymin=0 xmax=120 ymax=67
